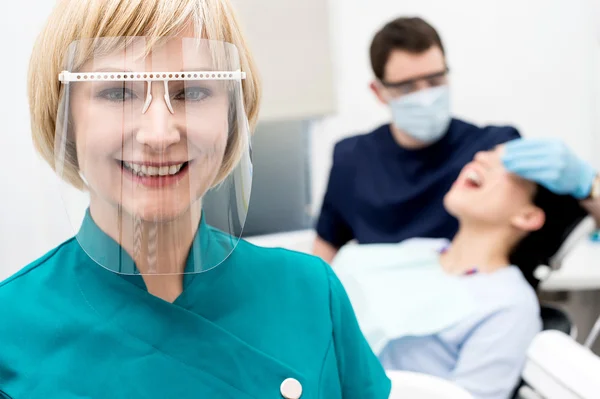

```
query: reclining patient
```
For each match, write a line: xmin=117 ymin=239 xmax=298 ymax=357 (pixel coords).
xmin=332 ymin=146 xmax=587 ymax=399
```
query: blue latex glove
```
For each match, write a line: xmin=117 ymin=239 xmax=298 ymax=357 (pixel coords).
xmin=502 ymin=138 xmax=596 ymax=199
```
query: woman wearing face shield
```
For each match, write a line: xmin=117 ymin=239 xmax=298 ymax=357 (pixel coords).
xmin=0 ymin=1 xmax=391 ymax=398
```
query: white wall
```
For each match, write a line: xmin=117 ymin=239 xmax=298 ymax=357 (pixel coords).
xmin=310 ymin=0 xmax=599 ymax=215
xmin=1 ymin=0 xmax=599 ymax=279
xmin=0 ymin=2 xmax=75 ymax=278
xmin=230 ymin=0 xmax=336 ymax=121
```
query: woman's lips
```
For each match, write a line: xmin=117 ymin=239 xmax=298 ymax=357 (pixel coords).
xmin=117 ymin=160 xmax=191 ymax=187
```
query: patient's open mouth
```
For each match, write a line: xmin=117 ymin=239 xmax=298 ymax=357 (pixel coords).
xmin=465 ymin=170 xmax=482 ymax=188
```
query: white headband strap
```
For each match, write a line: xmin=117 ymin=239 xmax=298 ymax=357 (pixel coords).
xmin=58 ymin=70 xmax=245 ymax=83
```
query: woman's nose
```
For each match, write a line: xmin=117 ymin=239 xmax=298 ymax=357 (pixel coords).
xmin=135 ymin=99 xmax=180 ymax=151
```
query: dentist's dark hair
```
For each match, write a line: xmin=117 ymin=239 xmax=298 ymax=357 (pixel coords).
xmin=370 ymin=17 xmax=445 ymax=80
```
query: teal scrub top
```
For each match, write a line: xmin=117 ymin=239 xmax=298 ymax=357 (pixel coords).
xmin=0 ymin=211 xmax=391 ymax=398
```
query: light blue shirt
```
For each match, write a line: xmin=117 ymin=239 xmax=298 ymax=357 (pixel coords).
xmin=333 ymin=238 xmax=541 ymax=399
xmin=377 ymin=241 xmax=541 ymax=399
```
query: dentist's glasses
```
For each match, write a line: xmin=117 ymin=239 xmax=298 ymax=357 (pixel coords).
xmin=380 ymin=67 xmax=449 ymax=98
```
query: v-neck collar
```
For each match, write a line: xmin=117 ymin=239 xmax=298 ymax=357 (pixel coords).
xmin=71 ymin=210 xmax=310 ymax=398
xmin=75 ymin=209 xmax=233 ymax=291
xmin=73 ymin=262 xmax=308 ymax=398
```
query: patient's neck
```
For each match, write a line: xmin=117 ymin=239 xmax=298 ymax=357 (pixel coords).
xmin=440 ymin=225 xmax=513 ymax=275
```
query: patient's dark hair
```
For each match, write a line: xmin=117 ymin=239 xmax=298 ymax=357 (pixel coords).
xmin=510 ymin=185 xmax=588 ymax=289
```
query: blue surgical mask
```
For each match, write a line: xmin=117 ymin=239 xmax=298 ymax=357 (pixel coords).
xmin=389 ymin=85 xmax=452 ymax=144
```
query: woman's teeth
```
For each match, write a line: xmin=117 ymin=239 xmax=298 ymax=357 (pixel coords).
xmin=122 ymin=161 xmax=186 ymax=177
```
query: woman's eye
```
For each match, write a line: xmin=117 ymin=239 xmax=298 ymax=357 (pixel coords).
xmin=99 ymin=88 xmax=136 ymax=102
xmin=175 ymin=87 xmax=211 ymax=101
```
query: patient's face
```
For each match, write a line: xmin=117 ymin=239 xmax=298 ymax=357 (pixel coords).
xmin=444 ymin=146 xmax=538 ymax=226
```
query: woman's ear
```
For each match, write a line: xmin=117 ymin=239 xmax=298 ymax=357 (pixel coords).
xmin=511 ymin=205 xmax=545 ymax=233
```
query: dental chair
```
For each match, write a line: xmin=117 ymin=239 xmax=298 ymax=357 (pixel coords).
xmin=532 ymin=216 xmax=594 ymax=339
xmin=525 ymin=213 xmax=595 ymax=341
xmin=247 ymin=215 xmax=598 ymax=398
xmin=389 ymin=213 xmax=595 ymax=399
xmin=517 ymin=330 xmax=600 ymax=399
xmin=386 ymin=370 xmax=473 ymax=399
xmin=513 ymin=215 xmax=600 ymax=399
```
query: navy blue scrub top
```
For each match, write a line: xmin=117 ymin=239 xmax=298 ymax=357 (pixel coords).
xmin=316 ymin=118 xmax=521 ymax=247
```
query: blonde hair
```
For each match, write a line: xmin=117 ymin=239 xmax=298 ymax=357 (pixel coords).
xmin=28 ymin=0 xmax=261 ymax=189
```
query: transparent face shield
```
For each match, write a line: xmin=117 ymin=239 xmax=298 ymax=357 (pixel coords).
xmin=55 ymin=37 xmax=252 ymax=275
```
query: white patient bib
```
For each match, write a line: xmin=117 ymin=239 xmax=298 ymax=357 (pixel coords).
xmin=332 ymin=238 xmax=478 ymax=355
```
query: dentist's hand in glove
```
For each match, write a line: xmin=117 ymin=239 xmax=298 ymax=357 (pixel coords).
xmin=501 ymin=138 xmax=596 ymax=199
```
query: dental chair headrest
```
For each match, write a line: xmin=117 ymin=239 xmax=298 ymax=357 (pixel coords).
xmin=509 ymin=186 xmax=590 ymax=289
xmin=548 ymin=215 xmax=596 ymax=268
